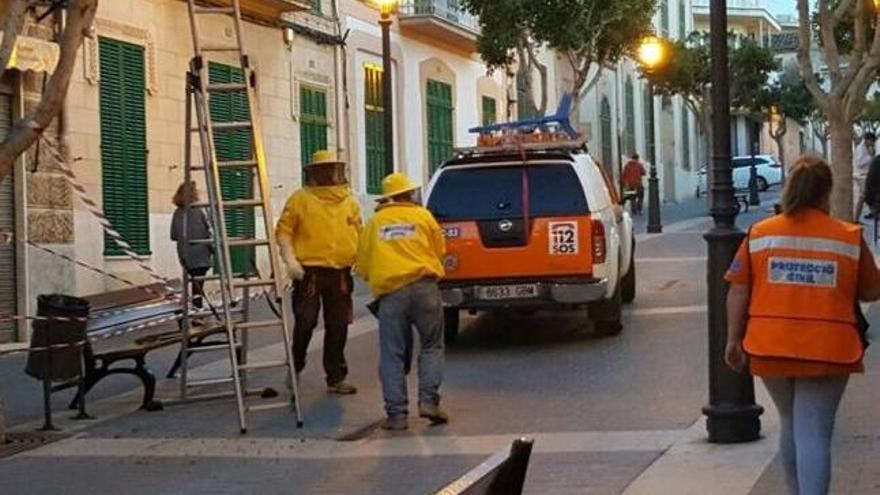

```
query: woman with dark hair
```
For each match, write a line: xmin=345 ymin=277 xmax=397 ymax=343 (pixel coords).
xmin=724 ymin=155 xmax=880 ymax=495
xmin=170 ymin=181 xmax=213 ymax=308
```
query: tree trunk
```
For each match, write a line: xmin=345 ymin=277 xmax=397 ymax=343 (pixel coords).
xmin=828 ymin=113 xmax=855 ymax=221
xmin=0 ymin=0 xmax=99 ymax=185
xmin=772 ymin=134 xmax=786 ymax=172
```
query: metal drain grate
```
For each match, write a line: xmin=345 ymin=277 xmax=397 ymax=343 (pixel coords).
xmin=1 ymin=431 xmax=65 ymax=458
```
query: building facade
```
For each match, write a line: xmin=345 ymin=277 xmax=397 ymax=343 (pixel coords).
xmin=578 ymin=0 xmax=699 ymax=203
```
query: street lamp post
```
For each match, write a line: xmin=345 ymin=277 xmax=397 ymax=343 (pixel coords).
xmin=703 ymin=0 xmax=763 ymax=443
xmin=748 ymin=120 xmax=760 ymax=206
xmin=637 ymin=36 xmax=665 ymax=234
xmin=378 ymin=0 xmax=396 ymax=176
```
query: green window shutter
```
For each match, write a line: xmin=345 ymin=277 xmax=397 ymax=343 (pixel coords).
xmin=481 ymin=96 xmax=497 ymax=125
xmin=312 ymin=0 xmax=322 ymax=15
xmin=300 ymin=86 xmax=328 ymax=169
xmin=600 ymin=97 xmax=613 ymax=174
xmin=644 ymin=86 xmax=656 ymax=165
xmin=426 ymin=79 xmax=454 ymax=175
xmin=516 ymin=72 xmax=532 ymax=119
xmin=208 ymin=62 xmax=254 ymax=274
xmin=679 ymin=0 xmax=687 ymax=40
xmin=624 ymin=78 xmax=636 ymax=156
xmin=682 ymin=106 xmax=691 ymax=171
xmin=364 ymin=65 xmax=386 ymax=195
xmin=99 ymin=37 xmax=149 ymax=256
xmin=661 ymin=0 xmax=670 ymax=36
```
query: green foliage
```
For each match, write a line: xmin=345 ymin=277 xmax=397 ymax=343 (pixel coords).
xmin=856 ymin=91 xmax=880 ymax=135
xmin=640 ymin=34 xmax=778 ymax=114
xmin=462 ymin=0 xmax=657 ymax=79
xmin=638 ymin=33 xmax=709 ymax=104
xmin=760 ymin=65 xmax=815 ymax=125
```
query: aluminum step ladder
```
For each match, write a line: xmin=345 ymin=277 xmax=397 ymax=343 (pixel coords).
xmin=179 ymin=0 xmax=301 ymax=433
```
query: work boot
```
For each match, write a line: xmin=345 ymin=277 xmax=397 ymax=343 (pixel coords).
xmin=327 ymin=381 xmax=358 ymax=395
xmin=418 ymin=404 xmax=449 ymax=425
xmin=380 ymin=416 xmax=408 ymax=431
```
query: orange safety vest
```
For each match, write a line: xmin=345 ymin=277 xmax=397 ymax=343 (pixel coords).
xmin=743 ymin=209 xmax=864 ymax=364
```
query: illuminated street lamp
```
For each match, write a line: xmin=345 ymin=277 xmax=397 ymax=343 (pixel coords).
xmin=377 ymin=0 xmax=397 ymax=176
xmin=636 ymin=36 xmax=667 ymax=234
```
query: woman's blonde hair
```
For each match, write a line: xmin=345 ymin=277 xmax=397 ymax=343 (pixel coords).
xmin=172 ymin=181 xmax=199 ymax=208
xmin=780 ymin=155 xmax=832 ymax=216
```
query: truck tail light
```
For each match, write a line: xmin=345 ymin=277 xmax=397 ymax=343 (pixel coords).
xmin=591 ymin=219 xmax=606 ymax=264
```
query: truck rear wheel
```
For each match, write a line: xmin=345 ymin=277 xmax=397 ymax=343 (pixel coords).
xmin=622 ymin=243 xmax=636 ymax=304
xmin=444 ymin=308 xmax=460 ymax=344
xmin=590 ymin=286 xmax=623 ymax=336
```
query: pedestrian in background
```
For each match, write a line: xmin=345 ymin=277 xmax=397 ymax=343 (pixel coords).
xmin=853 ymin=132 xmax=875 ymax=220
xmin=276 ymin=150 xmax=362 ymax=395
xmin=356 ymin=173 xmax=448 ymax=431
xmin=170 ymin=181 xmax=213 ymax=309
xmin=862 ymin=154 xmax=880 ymax=221
xmin=622 ymin=154 xmax=646 ymax=215
xmin=725 ymin=155 xmax=880 ymax=495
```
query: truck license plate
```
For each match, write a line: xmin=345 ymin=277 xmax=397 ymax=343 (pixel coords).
xmin=477 ymin=284 xmax=539 ymax=300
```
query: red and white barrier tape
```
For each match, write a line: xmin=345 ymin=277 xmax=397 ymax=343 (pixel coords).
xmin=27 ymin=241 xmax=166 ymax=299
xmin=0 ymin=313 xmax=183 ymax=357
xmin=38 ymin=135 xmax=179 ymax=296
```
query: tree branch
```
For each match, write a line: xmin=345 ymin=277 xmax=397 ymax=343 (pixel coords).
xmin=524 ymin=39 xmax=548 ymax=115
xmin=0 ymin=0 xmax=99 ymax=185
xmin=834 ymin=0 xmax=858 ymax=22
xmin=797 ymin=0 xmax=829 ymax=107
xmin=817 ymin=0 xmax=843 ymax=87
xmin=0 ymin=0 xmax=28 ymax=81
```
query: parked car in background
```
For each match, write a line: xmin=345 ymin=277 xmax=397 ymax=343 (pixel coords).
xmin=696 ymin=155 xmax=783 ymax=197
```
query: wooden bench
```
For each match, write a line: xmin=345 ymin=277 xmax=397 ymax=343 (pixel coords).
xmin=434 ymin=438 xmax=534 ymax=495
xmin=49 ymin=281 xmax=228 ymax=413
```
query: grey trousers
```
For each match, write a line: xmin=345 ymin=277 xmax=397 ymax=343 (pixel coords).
xmin=378 ymin=279 xmax=444 ymax=418
xmin=763 ymin=376 xmax=849 ymax=495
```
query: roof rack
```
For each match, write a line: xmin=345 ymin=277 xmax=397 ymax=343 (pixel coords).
xmin=468 ymin=92 xmax=578 ymax=138
xmin=452 ymin=135 xmax=588 ymax=159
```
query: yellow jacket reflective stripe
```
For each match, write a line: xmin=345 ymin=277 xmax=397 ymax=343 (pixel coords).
xmin=275 ymin=185 xmax=362 ymax=269
xmin=356 ymin=202 xmax=446 ymax=297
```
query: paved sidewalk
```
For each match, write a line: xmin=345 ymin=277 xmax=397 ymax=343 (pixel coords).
xmin=7 ymin=189 xmax=880 ymax=495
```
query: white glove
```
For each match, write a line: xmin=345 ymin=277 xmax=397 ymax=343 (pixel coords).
xmin=278 ymin=238 xmax=305 ymax=282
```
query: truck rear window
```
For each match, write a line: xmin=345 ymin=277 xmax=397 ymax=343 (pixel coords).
xmin=428 ymin=163 xmax=589 ymax=221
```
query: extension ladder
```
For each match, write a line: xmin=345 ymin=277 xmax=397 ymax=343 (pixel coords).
xmin=179 ymin=0 xmax=301 ymax=433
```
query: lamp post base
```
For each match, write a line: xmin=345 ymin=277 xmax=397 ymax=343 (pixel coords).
xmin=647 ymin=173 xmax=662 ymax=233
xmin=703 ymin=404 xmax=763 ymax=443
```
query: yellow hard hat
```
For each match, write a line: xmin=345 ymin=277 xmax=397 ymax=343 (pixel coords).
xmin=380 ymin=173 xmax=419 ymax=199
xmin=308 ymin=149 xmax=344 ymax=167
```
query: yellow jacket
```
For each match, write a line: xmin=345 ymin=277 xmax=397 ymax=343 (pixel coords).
xmin=275 ymin=185 xmax=362 ymax=269
xmin=356 ymin=202 xmax=446 ymax=296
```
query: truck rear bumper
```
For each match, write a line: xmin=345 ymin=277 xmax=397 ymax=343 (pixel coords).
xmin=440 ymin=278 xmax=608 ymax=309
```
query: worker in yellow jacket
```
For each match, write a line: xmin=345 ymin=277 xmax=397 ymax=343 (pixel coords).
xmin=276 ymin=150 xmax=362 ymax=395
xmin=356 ymin=173 xmax=447 ymax=431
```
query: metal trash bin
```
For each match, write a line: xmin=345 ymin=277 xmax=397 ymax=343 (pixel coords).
xmin=25 ymin=294 xmax=90 ymax=381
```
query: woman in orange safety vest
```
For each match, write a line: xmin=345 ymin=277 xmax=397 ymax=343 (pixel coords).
xmin=725 ymin=155 xmax=880 ymax=495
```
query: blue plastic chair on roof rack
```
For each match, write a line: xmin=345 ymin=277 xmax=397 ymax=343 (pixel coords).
xmin=468 ymin=92 xmax=578 ymax=139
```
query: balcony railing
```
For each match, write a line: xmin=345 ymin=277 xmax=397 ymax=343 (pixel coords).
xmin=399 ymin=0 xmax=479 ymax=34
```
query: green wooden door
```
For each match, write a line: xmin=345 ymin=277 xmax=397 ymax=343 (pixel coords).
xmin=624 ymin=78 xmax=636 ymax=156
xmin=365 ymin=65 xmax=386 ymax=194
xmin=300 ymin=86 xmax=328 ymax=169
xmin=644 ymin=86 xmax=656 ymax=165
xmin=209 ymin=62 xmax=254 ymax=274
xmin=426 ymin=80 xmax=453 ymax=175
xmin=99 ymin=37 xmax=149 ymax=256
xmin=482 ymin=96 xmax=497 ymax=125
xmin=600 ymin=97 xmax=614 ymax=176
